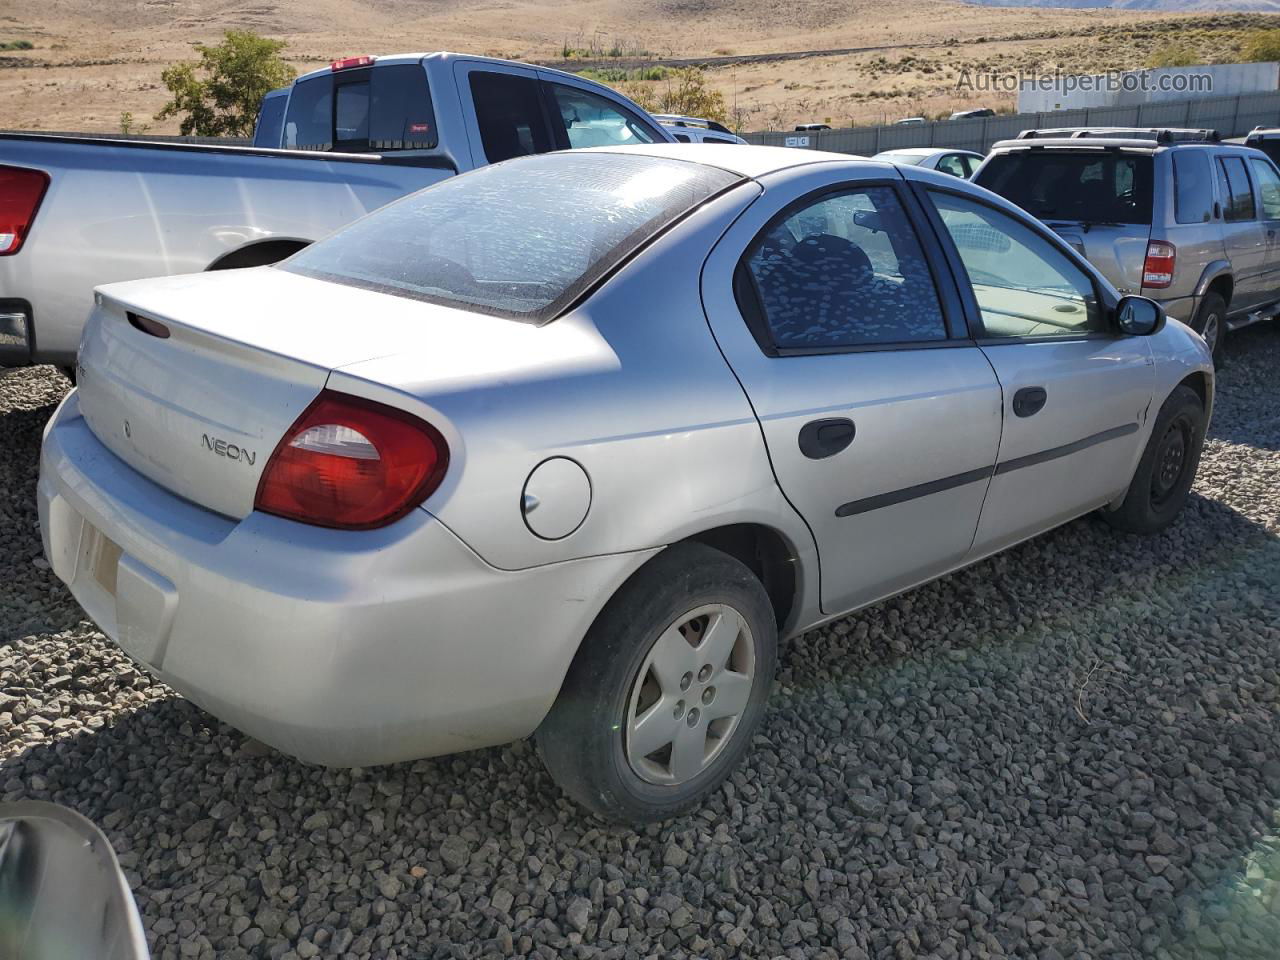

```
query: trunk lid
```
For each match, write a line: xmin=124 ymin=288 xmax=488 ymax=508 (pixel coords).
xmin=76 ymin=267 xmax=528 ymax=520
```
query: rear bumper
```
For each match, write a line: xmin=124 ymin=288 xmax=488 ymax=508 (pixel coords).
xmin=38 ymin=391 xmax=655 ymax=766
xmin=1155 ymin=294 xmax=1196 ymax=325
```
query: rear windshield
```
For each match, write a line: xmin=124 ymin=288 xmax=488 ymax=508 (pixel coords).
xmin=975 ymin=151 xmax=1154 ymax=225
xmin=281 ymin=153 xmax=741 ymax=322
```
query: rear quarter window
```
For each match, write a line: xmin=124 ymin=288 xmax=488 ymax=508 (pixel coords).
xmin=975 ymin=151 xmax=1153 ymax=225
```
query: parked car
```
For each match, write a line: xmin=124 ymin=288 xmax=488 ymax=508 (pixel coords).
xmin=0 ymin=52 xmax=671 ymax=369
xmin=656 ymin=115 xmax=747 ymax=144
xmin=872 ymin=147 xmax=984 ymax=178
xmin=40 ymin=145 xmax=1212 ymax=822
xmin=950 ymin=108 xmax=996 ymax=120
xmin=795 ymin=123 xmax=832 ymax=131
xmin=895 ymin=117 xmax=926 ymax=126
xmin=975 ymin=127 xmax=1280 ymax=363
xmin=1244 ymin=126 xmax=1280 ymax=165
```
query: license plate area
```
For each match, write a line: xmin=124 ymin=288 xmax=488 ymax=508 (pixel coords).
xmin=80 ymin=521 xmax=122 ymax=597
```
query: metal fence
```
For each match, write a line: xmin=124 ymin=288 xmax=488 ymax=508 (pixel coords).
xmin=742 ymin=89 xmax=1280 ymax=155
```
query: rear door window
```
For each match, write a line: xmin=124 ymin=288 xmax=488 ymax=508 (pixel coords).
xmin=470 ymin=70 xmax=553 ymax=163
xmin=741 ymin=185 xmax=948 ymax=349
xmin=1173 ymin=151 xmax=1214 ymax=224
xmin=974 ymin=151 xmax=1154 ymax=224
xmin=545 ymin=83 xmax=661 ymax=149
xmin=1218 ymin=156 xmax=1256 ymax=222
xmin=935 ymin=154 xmax=968 ymax=178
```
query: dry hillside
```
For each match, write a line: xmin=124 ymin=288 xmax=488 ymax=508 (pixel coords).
xmin=1 ymin=1 xmax=1277 ymax=133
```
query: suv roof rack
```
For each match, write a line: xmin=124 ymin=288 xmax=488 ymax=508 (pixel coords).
xmin=653 ymin=114 xmax=734 ymax=135
xmin=1015 ymin=127 xmax=1220 ymax=143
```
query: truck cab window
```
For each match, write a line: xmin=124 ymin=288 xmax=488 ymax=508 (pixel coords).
xmin=253 ymin=92 xmax=287 ymax=148
xmin=470 ymin=71 xmax=553 ymax=163
xmin=335 ymin=81 xmax=371 ymax=149
xmin=283 ymin=76 xmax=333 ymax=151
xmin=545 ymin=83 xmax=660 ymax=149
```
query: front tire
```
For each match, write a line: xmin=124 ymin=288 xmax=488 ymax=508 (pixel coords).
xmin=537 ymin=542 xmax=777 ymax=823
xmin=1191 ymin=291 xmax=1226 ymax=367
xmin=1102 ymin=384 xmax=1205 ymax=535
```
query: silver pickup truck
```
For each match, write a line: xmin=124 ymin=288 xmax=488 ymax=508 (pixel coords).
xmin=0 ymin=52 xmax=669 ymax=368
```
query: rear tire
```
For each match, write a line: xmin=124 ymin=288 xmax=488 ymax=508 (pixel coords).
xmin=1191 ymin=291 xmax=1226 ymax=367
xmin=1102 ymin=384 xmax=1205 ymax=535
xmin=536 ymin=542 xmax=777 ymax=823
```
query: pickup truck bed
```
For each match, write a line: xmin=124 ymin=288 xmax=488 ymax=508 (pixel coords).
xmin=0 ymin=133 xmax=451 ymax=366
xmin=0 ymin=52 xmax=670 ymax=367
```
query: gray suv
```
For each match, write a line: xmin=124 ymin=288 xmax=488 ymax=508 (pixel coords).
xmin=974 ymin=128 xmax=1280 ymax=362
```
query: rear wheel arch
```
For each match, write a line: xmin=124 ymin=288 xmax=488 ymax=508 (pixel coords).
xmin=1205 ymin=274 xmax=1233 ymax=308
xmin=682 ymin=523 xmax=799 ymax=632
xmin=206 ymin=238 xmax=312 ymax=271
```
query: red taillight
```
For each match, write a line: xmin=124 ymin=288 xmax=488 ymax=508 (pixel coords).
xmin=1142 ymin=240 xmax=1176 ymax=290
xmin=331 ymin=55 xmax=375 ymax=71
xmin=254 ymin=390 xmax=449 ymax=530
xmin=0 ymin=165 xmax=50 ymax=256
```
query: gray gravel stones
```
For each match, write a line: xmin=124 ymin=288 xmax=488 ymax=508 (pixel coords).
xmin=2 ymin=326 xmax=1280 ymax=960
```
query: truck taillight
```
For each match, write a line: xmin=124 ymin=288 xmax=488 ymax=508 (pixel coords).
xmin=331 ymin=55 xmax=375 ymax=71
xmin=0 ymin=165 xmax=50 ymax=256
xmin=255 ymin=390 xmax=449 ymax=530
xmin=1142 ymin=240 xmax=1176 ymax=290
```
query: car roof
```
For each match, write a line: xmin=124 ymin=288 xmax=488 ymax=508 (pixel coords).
xmin=581 ymin=143 xmax=872 ymax=178
xmin=295 ymin=51 xmax=604 ymax=86
xmin=875 ymin=147 xmax=979 ymax=158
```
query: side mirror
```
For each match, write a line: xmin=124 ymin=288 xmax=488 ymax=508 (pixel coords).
xmin=0 ymin=802 xmax=149 ymax=960
xmin=1115 ymin=295 xmax=1165 ymax=336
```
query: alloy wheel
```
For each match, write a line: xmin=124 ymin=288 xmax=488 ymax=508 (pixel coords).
xmin=624 ymin=603 xmax=756 ymax=785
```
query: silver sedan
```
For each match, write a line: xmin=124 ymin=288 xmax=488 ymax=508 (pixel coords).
xmin=39 ymin=145 xmax=1213 ymax=822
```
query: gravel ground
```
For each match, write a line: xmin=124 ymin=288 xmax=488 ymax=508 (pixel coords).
xmin=2 ymin=327 xmax=1279 ymax=960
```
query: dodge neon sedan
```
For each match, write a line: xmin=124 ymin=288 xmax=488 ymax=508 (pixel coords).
xmin=39 ymin=145 xmax=1213 ymax=821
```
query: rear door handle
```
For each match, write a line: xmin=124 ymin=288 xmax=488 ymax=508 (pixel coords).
xmin=1012 ymin=386 xmax=1047 ymax=418
xmin=798 ymin=418 xmax=856 ymax=459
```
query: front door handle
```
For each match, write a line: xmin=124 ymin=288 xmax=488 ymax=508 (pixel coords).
xmin=1013 ymin=386 xmax=1047 ymax=418
xmin=798 ymin=418 xmax=856 ymax=459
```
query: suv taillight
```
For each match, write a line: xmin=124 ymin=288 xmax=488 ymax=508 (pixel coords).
xmin=255 ymin=390 xmax=449 ymax=530
xmin=1142 ymin=240 xmax=1176 ymax=289
xmin=0 ymin=165 xmax=50 ymax=256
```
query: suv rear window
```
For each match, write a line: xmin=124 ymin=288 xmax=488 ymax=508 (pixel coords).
xmin=281 ymin=153 xmax=741 ymax=322
xmin=974 ymin=151 xmax=1154 ymax=225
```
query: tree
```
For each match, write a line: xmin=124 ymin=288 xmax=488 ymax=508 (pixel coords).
xmin=1242 ymin=29 xmax=1280 ymax=63
xmin=156 ymin=30 xmax=295 ymax=137
xmin=619 ymin=68 xmax=729 ymax=126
